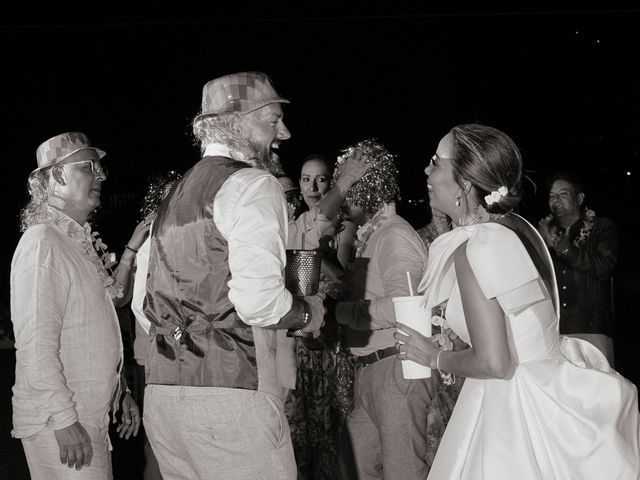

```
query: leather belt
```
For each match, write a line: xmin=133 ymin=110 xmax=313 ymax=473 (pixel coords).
xmin=356 ymin=346 xmax=399 ymax=367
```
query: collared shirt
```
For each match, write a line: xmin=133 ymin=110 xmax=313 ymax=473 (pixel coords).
xmin=132 ymin=236 xmax=152 ymax=335
xmin=551 ymin=214 xmax=618 ymax=336
xmin=337 ymin=204 xmax=428 ymax=356
xmin=131 ymin=235 xmax=152 ymax=365
xmin=287 ymin=206 xmax=332 ymax=250
xmin=10 ymin=208 xmax=122 ymax=437
xmin=204 ymin=143 xmax=292 ymax=327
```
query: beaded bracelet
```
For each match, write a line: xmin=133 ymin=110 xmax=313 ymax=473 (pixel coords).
xmin=436 ymin=349 xmax=456 ymax=385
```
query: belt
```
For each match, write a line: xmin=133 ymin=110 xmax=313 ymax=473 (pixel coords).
xmin=356 ymin=346 xmax=399 ymax=367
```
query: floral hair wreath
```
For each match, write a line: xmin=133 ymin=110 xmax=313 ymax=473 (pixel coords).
xmin=484 ymin=186 xmax=508 ymax=206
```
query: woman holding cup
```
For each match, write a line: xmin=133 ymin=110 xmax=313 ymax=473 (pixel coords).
xmin=395 ymin=123 xmax=640 ymax=479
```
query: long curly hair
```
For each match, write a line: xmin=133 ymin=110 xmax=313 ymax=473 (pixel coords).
xmin=332 ymin=138 xmax=400 ymax=217
xmin=19 ymin=169 xmax=55 ymax=232
xmin=191 ymin=113 xmax=284 ymax=176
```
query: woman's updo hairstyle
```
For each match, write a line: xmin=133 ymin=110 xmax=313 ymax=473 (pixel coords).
xmin=450 ymin=123 xmax=523 ymax=214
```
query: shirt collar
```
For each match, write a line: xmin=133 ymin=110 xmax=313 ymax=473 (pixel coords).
xmin=47 ymin=205 xmax=92 ymax=238
xmin=203 ymin=143 xmax=253 ymax=166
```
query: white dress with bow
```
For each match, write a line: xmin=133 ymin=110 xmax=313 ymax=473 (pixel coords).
xmin=420 ymin=222 xmax=640 ymax=480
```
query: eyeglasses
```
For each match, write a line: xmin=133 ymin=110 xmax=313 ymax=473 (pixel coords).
xmin=60 ymin=159 xmax=108 ymax=177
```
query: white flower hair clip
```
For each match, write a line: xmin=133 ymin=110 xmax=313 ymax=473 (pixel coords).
xmin=484 ymin=186 xmax=508 ymax=206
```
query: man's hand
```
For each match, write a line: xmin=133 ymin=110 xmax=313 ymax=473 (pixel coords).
xmin=54 ymin=421 xmax=93 ymax=470
xmin=300 ymin=293 xmax=327 ymax=338
xmin=116 ymin=391 xmax=141 ymax=440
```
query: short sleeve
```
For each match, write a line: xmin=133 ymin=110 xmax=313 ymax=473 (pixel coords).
xmin=465 ymin=224 xmax=545 ymax=313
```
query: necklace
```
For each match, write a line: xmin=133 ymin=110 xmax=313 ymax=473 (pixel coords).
xmin=353 ymin=205 xmax=394 ymax=257
xmin=543 ymin=207 xmax=596 ymax=250
xmin=48 ymin=206 xmax=123 ymax=299
xmin=456 ymin=205 xmax=506 ymax=227
xmin=573 ymin=208 xmax=596 ymax=247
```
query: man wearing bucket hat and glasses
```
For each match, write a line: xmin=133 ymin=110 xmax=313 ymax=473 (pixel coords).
xmin=141 ymin=72 xmax=328 ymax=479
xmin=10 ymin=132 xmax=141 ymax=478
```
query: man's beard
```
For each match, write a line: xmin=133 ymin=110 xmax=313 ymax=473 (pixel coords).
xmin=246 ymin=140 xmax=284 ymax=176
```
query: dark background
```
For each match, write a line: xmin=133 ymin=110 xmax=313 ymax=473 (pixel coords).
xmin=1 ymin=5 xmax=639 ymax=477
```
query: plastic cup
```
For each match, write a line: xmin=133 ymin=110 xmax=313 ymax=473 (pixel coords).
xmin=393 ymin=296 xmax=431 ymax=379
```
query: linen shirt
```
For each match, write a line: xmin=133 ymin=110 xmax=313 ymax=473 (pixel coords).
xmin=205 ymin=143 xmax=293 ymax=327
xmin=287 ymin=206 xmax=333 ymax=249
xmin=131 ymin=235 xmax=152 ymax=366
xmin=131 ymin=235 xmax=152 ymax=336
xmin=10 ymin=209 xmax=123 ymax=438
xmin=132 ymin=195 xmax=299 ymax=335
xmin=337 ymin=205 xmax=428 ymax=356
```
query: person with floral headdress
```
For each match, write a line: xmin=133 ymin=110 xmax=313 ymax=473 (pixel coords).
xmin=395 ymin=124 xmax=639 ymax=479
xmin=332 ymin=139 xmax=432 ymax=479
xmin=10 ymin=132 xmax=142 ymax=478
xmin=537 ymin=171 xmax=618 ymax=365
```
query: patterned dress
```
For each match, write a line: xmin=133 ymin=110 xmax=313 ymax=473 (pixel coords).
xmin=285 ymin=272 xmax=356 ymax=480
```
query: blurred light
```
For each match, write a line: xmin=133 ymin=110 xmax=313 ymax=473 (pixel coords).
xmin=627 ymin=171 xmax=631 ymax=176
xmin=575 ymin=30 xmax=579 ymax=35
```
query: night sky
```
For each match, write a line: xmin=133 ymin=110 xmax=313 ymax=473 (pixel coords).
xmin=1 ymin=7 xmax=639 ymax=380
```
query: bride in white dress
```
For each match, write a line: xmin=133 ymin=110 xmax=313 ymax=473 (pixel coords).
xmin=394 ymin=124 xmax=640 ymax=479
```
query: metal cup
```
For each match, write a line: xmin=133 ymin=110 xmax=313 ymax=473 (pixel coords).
xmin=285 ymin=249 xmax=322 ymax=338
xmin=285 ymin=249 xmax=322 ymax=296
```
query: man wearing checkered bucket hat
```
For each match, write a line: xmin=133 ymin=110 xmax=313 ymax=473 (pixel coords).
xmin=10 ymin=132 xmax=143 ymax=478
xmin=142 ymin=72 xmax=326 ymax=479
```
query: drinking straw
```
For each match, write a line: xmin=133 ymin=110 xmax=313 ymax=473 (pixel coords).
xmin=406 ymin=271 xmax=414 ymax=296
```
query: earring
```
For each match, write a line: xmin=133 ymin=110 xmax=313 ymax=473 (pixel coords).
xmin=455 ymin=195 xmax=461 ymax=207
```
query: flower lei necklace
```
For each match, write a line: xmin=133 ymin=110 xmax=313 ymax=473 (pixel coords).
xmin=353 ymin=205 xmax=394 ymax=257
xmin=544 ymin=207 xmax=596 ymax=251
xmin=49 ymin=207 xmax=124 ymax=299
xmin=573 ymin=207 xmax=596 ymax=247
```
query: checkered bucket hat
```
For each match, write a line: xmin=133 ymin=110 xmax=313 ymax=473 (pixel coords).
xmin=34 ymin=131 xmax=105 ymax=173
xmin=198 ymin=71 xmax=289 ymax=118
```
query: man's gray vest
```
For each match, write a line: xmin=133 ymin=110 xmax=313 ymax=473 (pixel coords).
xmin=143 ymin=156 xmax=285 ymax=399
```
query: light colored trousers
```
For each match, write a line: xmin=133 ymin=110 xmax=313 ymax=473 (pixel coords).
xmin=346 ymin=355 xmax=433 ymax=480
xmin=21 ymin=422 xmax=112 ymax=480
xmin=143 ymin=384 xmax=297 ymax=480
